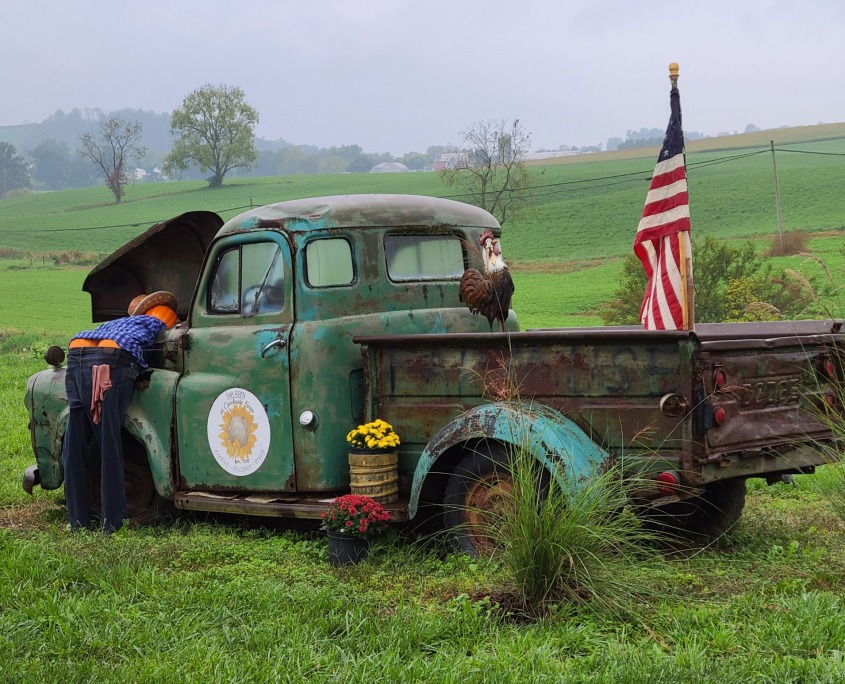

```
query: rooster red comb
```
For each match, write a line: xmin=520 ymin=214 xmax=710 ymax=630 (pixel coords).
xmin=479 ymin=229 xmax=495 ymax=246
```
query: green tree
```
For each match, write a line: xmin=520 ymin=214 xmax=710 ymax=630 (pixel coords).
xmin=31 ymin=138 xmax=99 ymax=190
xmin=165 ymin=84 xmax=259 ymax=188
xmin=438 ymin=118 xmax=533 ymax=226
xmin=78 ymin=117 xmax=146 ymax=204
xmin=277 ymin=147 xmax=318 ymax=175
xmin=0 ymin=142 xmax=32 ymax=197
xmin=601 ymin=236 xmax=815 ymax=325
xmin=401 ymin=152 xmax=429 ymax=171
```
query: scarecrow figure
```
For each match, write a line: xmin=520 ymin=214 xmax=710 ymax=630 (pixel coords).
xmin=62 ymin=291 xmax=178 ymax=532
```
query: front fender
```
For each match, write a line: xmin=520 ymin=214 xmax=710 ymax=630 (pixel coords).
xmin=124 ymin=369 xmax=180 ymax=498
xmin=25 ymin=367 xmax=69 ymax=490
xmin=408 ymin=402 xmax=609 ymax=519
xmin=25 ymin=366 xmax=178 ymax=499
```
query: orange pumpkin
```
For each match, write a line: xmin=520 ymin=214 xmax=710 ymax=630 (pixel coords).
xmin=145 ymin=305 xmax=178 ymax=328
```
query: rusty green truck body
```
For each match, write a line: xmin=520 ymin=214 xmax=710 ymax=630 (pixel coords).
xmin=23 ymin=194 xmax=844 ymax=548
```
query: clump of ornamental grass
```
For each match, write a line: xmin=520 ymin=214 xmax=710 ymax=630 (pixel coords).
xmin=488 ymin=442 xmax=662 ymax=616
xmin=459 ymin=347 xmax=664 ymax=617
xmin=802 ymin=351 xmax=845 ymax=524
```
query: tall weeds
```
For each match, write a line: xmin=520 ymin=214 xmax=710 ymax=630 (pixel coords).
xmin=494 ymin=445 xmax=660 ymax=614
xmin=796 ymin=247 xmax=845 ymax=522
xmin=458 ymin=349 xmax=664 ymax=616
xmin=804 ymin=354 xmax=845 ymax=524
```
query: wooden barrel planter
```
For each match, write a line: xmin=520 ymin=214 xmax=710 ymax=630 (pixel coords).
xmin=348 ymin=448 xmax=399 ymax=503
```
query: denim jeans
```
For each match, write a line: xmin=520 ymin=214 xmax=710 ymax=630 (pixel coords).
xmin=62 ymin=347 xmax=139 ymax=532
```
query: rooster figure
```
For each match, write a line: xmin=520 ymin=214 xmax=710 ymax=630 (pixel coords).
xmin=459 ymin=229 xmax=515 ymax=332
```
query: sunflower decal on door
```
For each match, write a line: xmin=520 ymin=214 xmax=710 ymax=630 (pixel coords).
xmin=207 ymin=388 xmax=271 ymax=476
xmin=219 ymin=404 xmax=257 ymax=461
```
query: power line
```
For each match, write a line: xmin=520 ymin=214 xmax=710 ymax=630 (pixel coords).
xmin=774 ymin=148 xmax=845 ymax=157
xmin=3 ymin=143 xmax=843 ymax=234
xmin=686 ymin=149 xmax=768 ymax=168
xmin=2 ymin=204 xmax=254 ymax=234
xmin=442 ymin=148 xmax=774 ymax=201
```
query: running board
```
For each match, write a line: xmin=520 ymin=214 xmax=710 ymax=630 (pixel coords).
xmin=174 ymin=491 xmax=409 ymax=522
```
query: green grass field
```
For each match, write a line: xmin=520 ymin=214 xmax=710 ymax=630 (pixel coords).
xmin=3 ymin=126 xmax=845 ymax=682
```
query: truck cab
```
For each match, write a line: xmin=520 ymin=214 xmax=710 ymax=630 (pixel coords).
xmin=25 ymin=194 xmax=515 ymax=522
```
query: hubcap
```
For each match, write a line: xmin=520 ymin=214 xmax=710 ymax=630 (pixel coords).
xmin=464 ymin=471 xmax=514 ymax=552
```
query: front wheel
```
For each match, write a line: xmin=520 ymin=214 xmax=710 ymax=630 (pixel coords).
xmin=122 ymin=456 xmax=173 ymax=525
xmin=87 ymin=441 xmax=173 ymax=527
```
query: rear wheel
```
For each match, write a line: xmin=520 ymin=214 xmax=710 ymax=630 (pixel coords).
xmin=443 ymin=444 xmax=513 ymax=555
xmin=648 ymin=478 xmax=747 ymax=541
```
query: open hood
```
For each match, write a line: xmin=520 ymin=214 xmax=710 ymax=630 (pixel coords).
xmin=83 ymin=211 xmax=224 ymax=322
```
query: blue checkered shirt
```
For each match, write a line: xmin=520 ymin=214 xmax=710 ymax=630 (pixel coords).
xmin=71 ymin=315 xmax=167 ymax=367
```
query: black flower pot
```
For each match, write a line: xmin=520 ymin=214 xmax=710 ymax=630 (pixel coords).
xmin=327 ymin=530 xmax=369 ymax=567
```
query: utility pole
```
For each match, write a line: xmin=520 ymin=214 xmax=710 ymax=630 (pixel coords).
xmin=770 ymin=140 xmax=785 ymax=250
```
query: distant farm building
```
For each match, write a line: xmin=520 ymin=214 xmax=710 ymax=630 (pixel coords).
xmin=432 ymin=153 xmax=470 ymax=171
xmin=370 ymin=162 xmax=409 ymax=173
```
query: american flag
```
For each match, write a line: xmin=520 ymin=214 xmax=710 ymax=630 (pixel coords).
xmin=634 ymin=79 xmax=692 ymax=330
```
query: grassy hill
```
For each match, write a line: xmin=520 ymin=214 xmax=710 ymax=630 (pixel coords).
xmin=1 ymin=123 xmax=844 ymax=333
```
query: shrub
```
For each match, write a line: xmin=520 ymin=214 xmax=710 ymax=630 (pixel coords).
xmin=767 ymin=230 xmax=809 ymax=257
xmin=601 ymin=236 xmax=818 ymax=324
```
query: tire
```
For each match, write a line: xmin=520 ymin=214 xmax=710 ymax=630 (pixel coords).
xmin=647 ymin=478 xmax=747 ymax=541
xmin=443 ymin=444 xmax=513 ymax=556
xmin=121 ymin=455 xmax=174 ymax=525
xmin=87 ymin=439 xmax=174 ymax=527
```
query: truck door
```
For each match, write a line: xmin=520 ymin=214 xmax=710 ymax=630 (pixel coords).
xmin=175 ymin=232 xmax=296 ymax=492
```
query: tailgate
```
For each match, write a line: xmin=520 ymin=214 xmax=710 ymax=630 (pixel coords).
xmin=696 ymin=320 xmax=843 ymax=453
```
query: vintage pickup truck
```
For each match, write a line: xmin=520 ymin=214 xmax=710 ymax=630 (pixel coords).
xmin=22 ymin=194 xmax=844 ymax=553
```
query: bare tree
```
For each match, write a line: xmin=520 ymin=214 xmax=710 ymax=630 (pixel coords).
xmin=79 ymin=117 xmax=146 ymax=204
xmin=438 ymin=118 xmax=533 ymax=225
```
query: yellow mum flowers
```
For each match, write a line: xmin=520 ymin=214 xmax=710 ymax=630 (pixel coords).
xmin=346 ymin=419 xmax=401 ymax=450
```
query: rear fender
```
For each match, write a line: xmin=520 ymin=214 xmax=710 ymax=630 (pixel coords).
xmin=408 ymin=402 xmax=609 ymax=518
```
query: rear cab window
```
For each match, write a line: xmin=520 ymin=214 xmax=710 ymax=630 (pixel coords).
xmin=384 ymin=234 xmax=465 ymax=282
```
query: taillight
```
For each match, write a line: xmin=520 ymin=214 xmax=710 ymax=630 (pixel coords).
xmin=713 ymin=406 xmax=727 ymax=426
xmin=824 ymin=358 xmax=835 ymax=378
xmin=714 ymin=369 xmax=727 ymax=391
xmin=656 ymin=471 xmax=679 ymax=496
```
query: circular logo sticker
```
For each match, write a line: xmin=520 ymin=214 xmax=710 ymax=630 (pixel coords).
xmin=207 ymin=388 xmax=271 ymax=476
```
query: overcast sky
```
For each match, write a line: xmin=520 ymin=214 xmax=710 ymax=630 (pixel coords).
xmin=4 ymin=0 xmax=845 ymax=155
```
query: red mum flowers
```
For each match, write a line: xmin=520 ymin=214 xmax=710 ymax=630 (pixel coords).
xmin=321 ymin=494 xmax=391 ymax=539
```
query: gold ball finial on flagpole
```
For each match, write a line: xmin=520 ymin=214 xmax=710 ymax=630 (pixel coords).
xmin=669 ymin=62 xmax=680 ymax=87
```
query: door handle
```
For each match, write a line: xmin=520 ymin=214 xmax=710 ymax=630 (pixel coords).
xmin=261 ymin=338 xmax=287 ymax=358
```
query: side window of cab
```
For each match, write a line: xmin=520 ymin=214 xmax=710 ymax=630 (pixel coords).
xmin=304 ymin=237 xmax=354 ymax=287
xmin=209 ymin=241 xmax=285 ymax=315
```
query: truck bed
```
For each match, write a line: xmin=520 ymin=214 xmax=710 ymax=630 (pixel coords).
xmin=356 ymin=321 xmax=843 ymax=485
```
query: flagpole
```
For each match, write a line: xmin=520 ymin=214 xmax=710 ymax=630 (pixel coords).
xmin=670 ymin=62 xmax=695 ymax=331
